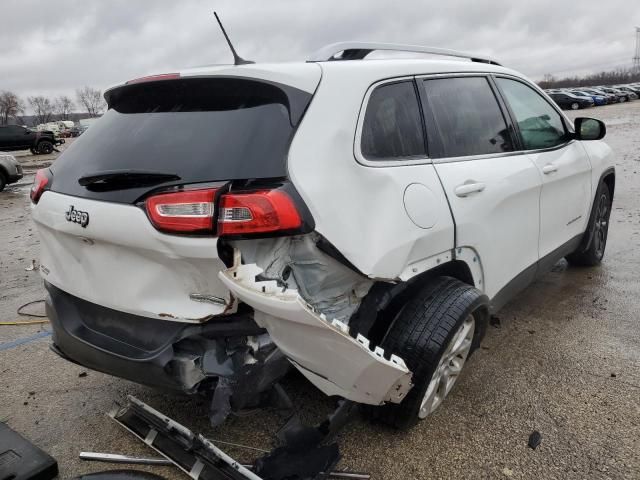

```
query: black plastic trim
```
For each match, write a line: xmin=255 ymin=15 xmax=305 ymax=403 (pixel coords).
xmin=45 ymin=281 xmax=265 ymax=391
xmin=490 ymin=233 xmax=583 ymax=313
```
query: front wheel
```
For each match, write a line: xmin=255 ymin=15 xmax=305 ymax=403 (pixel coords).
xmin=0 ymin=171 xmax=6 ymax=192
xmin=363 ymin=277 xmax=488 ymax=430
xmin=37 ymin=140 xmax=54 ymax=155
xmin=571 ymin=102 xmax=580 ymax=110
xmin=619 ymin=97 xmax=626 ymax=103
xmin=567 ymin=183 xmax=611 ymax=266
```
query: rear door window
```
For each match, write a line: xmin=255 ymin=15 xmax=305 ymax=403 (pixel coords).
xmin=496 ymin=78 xmax=568 ymax=150
xmin=360 ymin=81 xmax=426 ymax=161
xmin=421 ymin=76 xmax=514 ymax=158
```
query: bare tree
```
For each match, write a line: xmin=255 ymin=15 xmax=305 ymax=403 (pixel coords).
xmin=76 ymin=86 xmax=106 ymax=117
xmin=54 ymin=95 xmax=75 ymax=120
xmin=0 ymin=91 xmax=25 ymax=125
xmin=28 ymin=96 xmax=54 ymax=125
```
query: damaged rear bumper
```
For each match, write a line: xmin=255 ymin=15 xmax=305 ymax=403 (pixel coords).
xmin=219 ymin=261 xmax=413 ymax=405
xmin=45 ymin=281 xmax=287 ymax=394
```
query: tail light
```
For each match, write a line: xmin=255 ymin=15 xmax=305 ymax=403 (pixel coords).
xmin=30 ymin=169 xmax=52 ymax=204
xmin=144 ymin=186 xmax=304 ymax=237
xmin=218 ymin=190 xmax=302 ymax=236
xmin=146 ymin=188 xmax=217 ymax=233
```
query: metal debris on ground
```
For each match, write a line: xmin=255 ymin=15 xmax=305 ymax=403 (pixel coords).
xmin=80 ymin=452 xmax=173 ymax=465
xmin=25 ymin=259 xmax=38 ymax=271
xmin=108 ymin=395 xmax=369 ymax=480
xmin=72 ymin=470 xmax=168 ymax=480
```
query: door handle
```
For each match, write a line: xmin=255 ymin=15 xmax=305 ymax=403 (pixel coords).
xmin=454 ymin=182 xmax=485 ymax=197
xmin=542 ymin=164 xmax=558 ymax=174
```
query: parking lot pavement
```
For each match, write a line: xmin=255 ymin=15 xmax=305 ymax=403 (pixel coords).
xmin=1 ymin=102 xmax=639 ymax=480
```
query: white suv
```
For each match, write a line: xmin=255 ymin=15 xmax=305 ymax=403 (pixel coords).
xmin=31 ymin=43 xmax=614 ymax=430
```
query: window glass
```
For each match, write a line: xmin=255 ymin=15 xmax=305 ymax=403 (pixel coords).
xmin=50 ymin=77 xmax=312 ymax=203
xmin=422 ymin=77 xmax=513 ymax=158
xmin=361 ymin=81 xmax=426 ymax=160
xmin=496 ymin=78 xmax=568 ymax=150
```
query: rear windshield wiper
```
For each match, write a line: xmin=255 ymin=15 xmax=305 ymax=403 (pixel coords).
xmin=78 ymin=170 xmax=181 ymax=191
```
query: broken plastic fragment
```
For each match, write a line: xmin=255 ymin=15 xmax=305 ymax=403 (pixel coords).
xmin=219 ymin=259 xmax=413 ymax=405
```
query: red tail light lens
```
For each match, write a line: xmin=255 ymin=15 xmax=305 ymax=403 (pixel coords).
xmin=218 ymin=190 xmax=302 ymax=236
xmin=145 ymin=188 xmax=217 ymax=233
xmin=30 ymin=168 xmax=51 ymax=204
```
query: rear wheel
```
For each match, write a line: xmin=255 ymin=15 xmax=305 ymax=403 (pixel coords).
xmin=619 ymin=96 xmax=626 ymax=103
xmin=37 ymin=140 xmax=54 ymax=155
xmin=567 ymin=183 xmax=611 ymax=266
xmin=571 ymin=102 xmax=580 ymax=110
xmin=363 ymin=276 xmax=488 ymax=430
xmin=0 ymin=171 xmax=6 ymax=192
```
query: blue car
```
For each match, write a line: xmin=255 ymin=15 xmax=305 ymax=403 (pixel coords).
xmin=572 ymin=90 xmax=607 ymax=106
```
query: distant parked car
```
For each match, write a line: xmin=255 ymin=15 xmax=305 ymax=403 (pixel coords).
xmin=0 ymin=125 xmax=63 ymax=155
xmin=0 ymin=154 xmax=23 ymax=191
xmin=548 ymin=92 xmax=593 ymax=110
xmin=571 ymin=90 xmax=607 ymax=106
xmin=614 ymin=85 xmax=640 ymax=98
xmin=581 ymin=88 xmax=617 ymax=104
xmin=69 ymin=126 xmax=83 ymax=137
xmin=598 ymin=87 xmax=631 ymax=102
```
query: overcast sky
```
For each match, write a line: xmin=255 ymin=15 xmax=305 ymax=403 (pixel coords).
xmin=2 ymin=0 xmax=639 ymax=111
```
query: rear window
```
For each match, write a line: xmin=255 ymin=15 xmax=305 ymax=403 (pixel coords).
xmin=50 ymin=78 xmax=312 ymax=203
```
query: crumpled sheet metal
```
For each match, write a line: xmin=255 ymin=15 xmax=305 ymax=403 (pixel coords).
xmin=219 ymin=261 xmax=412 ymax=405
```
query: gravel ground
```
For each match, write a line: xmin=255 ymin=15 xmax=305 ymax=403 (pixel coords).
xmin=1 ymin=103 xmax=639 ymax=479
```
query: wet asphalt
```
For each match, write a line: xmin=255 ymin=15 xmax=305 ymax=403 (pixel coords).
xmin=1 ymin=103 xmax=639 ymax=479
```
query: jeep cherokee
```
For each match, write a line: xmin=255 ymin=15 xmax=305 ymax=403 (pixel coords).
xmin=31 ymin=43 xmax=614 ymax=429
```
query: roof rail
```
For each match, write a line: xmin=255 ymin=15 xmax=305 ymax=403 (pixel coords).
xmin=308 ymin=42 xmax=501 ymax=66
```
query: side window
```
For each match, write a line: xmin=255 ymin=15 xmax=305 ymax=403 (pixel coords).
xmin=422 ymin=76 xmax=514 ymax=158
xmin=361 ymin=81 xmax=426 ymax=161
xmin=496 ymin=78 xmax=568 ymax=150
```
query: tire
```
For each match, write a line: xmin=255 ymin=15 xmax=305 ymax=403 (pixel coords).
xmin=30 ymin=147 xmax=37 ymax=155
xmin=566 ymin=183 xmax=611 ymax=267
xmin=0 ymin=171 xmax=6 ymax=192
xmin=619 ymin=97 xmax=626 ymax=103
xmin=37 ymin=140 xmax=54 ymax=155
xmin=571 ymin=102 xmax=580 ymax=110
xmin=363 ymin=276 xmax=488 ymax=430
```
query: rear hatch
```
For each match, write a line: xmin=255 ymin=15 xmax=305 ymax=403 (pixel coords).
xmin=32 ymin=70 xmax=319 ymax=322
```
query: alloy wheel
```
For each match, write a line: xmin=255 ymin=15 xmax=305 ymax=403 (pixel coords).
xmin=593 ymin=193 xmax=609 ymax=259
xmin=418 ymin=314 xmax=475 ymax=418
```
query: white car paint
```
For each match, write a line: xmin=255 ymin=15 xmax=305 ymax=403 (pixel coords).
xmin=32 ymin=190 xmax=234 ymax=322
xmin=32 ymin=51 xmax=615 ymax=407
xmin=218 ymin=253 xmax=412 ymax=405
xmin=528 ymin=141 xmax=593 ymax=258
xmin=432 ymin=155 xmax=541 ymax=299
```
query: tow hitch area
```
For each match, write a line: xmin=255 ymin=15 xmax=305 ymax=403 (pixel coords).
xmin=110 ymin=395 xmax=369 ymax=480
xmin=218 ymin=249 xmax=413 ymax=405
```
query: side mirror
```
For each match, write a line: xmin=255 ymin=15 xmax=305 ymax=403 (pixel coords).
xmin=574 ymin=117 xmax=606 ymax=141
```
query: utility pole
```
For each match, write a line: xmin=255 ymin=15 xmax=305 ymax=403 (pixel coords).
xmin=634 ymin=27 xmax=640 ymax=74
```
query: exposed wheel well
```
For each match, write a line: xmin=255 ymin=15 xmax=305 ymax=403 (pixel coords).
xmin=351 ymin=260 xmax=478 ymax=346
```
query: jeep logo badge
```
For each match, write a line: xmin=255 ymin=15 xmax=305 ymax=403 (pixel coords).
xmin=65 ymin=205 xmax=89 ymax=228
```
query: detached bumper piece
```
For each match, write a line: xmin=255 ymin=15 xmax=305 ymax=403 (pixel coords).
xmin=219 ymin=261 xmax=412 ymax=405
xmin=110 ymin=396 xmax=262 ymax=480
xmin=110 ymin=396 xmax=361 ymax=480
